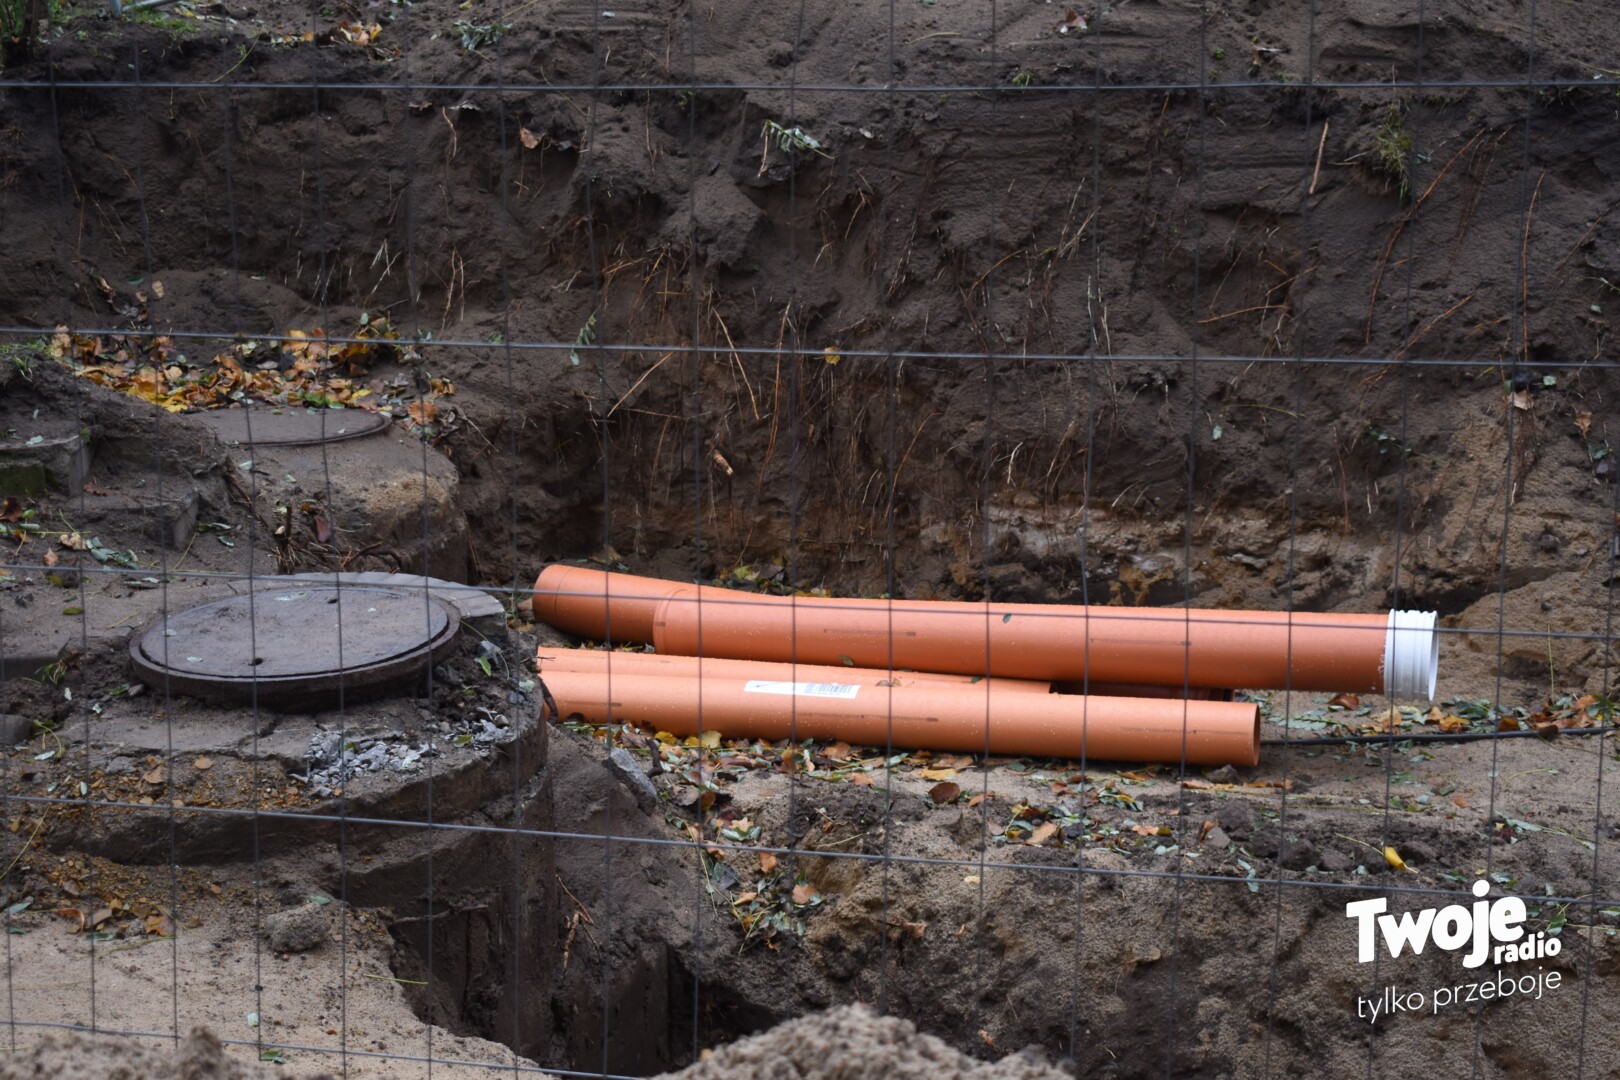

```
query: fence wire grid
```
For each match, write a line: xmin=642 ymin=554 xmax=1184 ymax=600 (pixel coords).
xmin=2 ymin=0 xmax=1620 ymax=1076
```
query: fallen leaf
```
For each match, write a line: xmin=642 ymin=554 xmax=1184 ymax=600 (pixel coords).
xmin=1130 ymin=824 xmax=1161 ymax=836
xmin=919 ymin=768 xmax=957 ymax=782
xmin=849 ymin=773 xmax=874 ymax=787
xmin=60 ymin=533 xmax=86 ymax=551
xmin=791 ymin=883 xmax=818 ymax=905
xmin=141 ymin=768 xmax=164 ymax=785
xmin=928 ymin=781 xmax=961 ymax=804
xmin=1438 ymin=714 xmax=1469 ymax=734
xmin=1119 ymin=769 xmax=1156 ymax=782
xmin=962 ymin=875 xmax=980 ymax=885
xmin=406 ymin=399 xmax=439 ymax=426
xmin=1028 ymin=822 xmax=1058 ymax=845
xmin=82 ymin=483 xmax=109 ymax=496
xmin=1511 ymin=388 xmax=1533 ymax=411
xmin=822 ymin=741 xmax=853 ymax=761
xmin=1197 ymin=819 xmax=1217 ymax=845
xmin=1328 ymin=692 xmax=1361 ymax=710
xmin=333 ymin=18 xmax=382 ymax=44
xmin=0 ymin=498 xmax=21 ymax=522
xmin=1576 ymin=410 xmax=1593 ymax=438
xmin=823 ymin=345 xmax=841 ymax=365
xmin=758 ymin=851 xmax=777 ymax=874
xmin=519 ymin=127 xmax=540 ymax=149
xmin=966 ymin=793 xmax=989 ymax=808
xmin=1367 ymin=707 xmax=1403 ymax=733
xmin=1497 ymin=716 xmax=1522 ymax=732
xmin=151 ymin=279 xmax=165 ymax=299
xmin=42 ymin=548 xmax=57 ymax=567
xmin=193 ymin=755 xmax=213 ymax=770
xmin=1383 ymin=845 xmax=1407 ymax=871
xmin=310 ymin=514 xmax=332 ymax=543
xmin=145 ymin=912 xmax=174 ymax=937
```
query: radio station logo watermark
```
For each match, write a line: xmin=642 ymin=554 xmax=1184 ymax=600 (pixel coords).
xmin=1346 ymin=879 xmax=1565 ymax=1022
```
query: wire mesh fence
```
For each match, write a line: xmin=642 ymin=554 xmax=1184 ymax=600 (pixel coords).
xmin=2 ymin=0 xmax=1620 ymax=1075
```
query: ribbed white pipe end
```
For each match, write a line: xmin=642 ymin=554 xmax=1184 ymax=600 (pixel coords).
xmin=1385 ymin=609 xmax=1439 ymax=701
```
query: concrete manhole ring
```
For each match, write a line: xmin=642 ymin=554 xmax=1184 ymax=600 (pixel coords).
xmin=192 ymin=406 xmax=391 ymax=447
xmin=130 ymin=585 xmax=461 ymax=706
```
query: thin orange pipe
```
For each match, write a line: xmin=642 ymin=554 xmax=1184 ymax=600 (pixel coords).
xmin=540 ymin=668 xmax=1260 ymax=767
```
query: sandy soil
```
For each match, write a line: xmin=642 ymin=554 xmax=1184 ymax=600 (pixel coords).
xmin=0 ymin=902 xmax=531 ymax=1078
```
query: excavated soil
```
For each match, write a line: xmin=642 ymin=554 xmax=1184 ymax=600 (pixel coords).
xmin=5 ymin=0 xmax=1620 ymax=1076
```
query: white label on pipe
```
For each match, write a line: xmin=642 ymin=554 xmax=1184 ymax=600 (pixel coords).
xmin=743 ymin=680 xmax=860 ymax=700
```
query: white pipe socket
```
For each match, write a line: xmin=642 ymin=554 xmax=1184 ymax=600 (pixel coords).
xmin=1384 ymin=609 xmax=1439 ymax=701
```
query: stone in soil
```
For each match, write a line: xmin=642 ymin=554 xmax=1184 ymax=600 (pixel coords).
xmin=608 ymin=747 xmax=661 ymax=814
xmin=264 ymin=902 xmax=330 ymax=953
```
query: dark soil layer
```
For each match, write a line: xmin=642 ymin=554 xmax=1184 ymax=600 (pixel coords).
xmin=5 ymin=0 xmax=1620 ymax=1077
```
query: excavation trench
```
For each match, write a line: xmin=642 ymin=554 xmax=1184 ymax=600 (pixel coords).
xmin=6 ymin=1 xmax=1620 ymax=1074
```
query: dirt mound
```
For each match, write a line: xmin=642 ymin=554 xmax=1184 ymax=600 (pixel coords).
xmin=0 ymin=1027 xmax=329 ymax=1080
xmin=0 ymin=1006 xmax=1066 ymax=1080
xmin=659 ymin=1005 xmax=1068 ymax=1080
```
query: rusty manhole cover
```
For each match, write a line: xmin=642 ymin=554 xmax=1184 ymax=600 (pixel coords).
xmin=193 ymin=406 xmax=390 ymax=447
xmin=130 ymin=586 xmax=460 ymax=706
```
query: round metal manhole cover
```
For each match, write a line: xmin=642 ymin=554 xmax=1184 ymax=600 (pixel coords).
xmin=130 ymin=586 xmax=460 ymax=706
xmin=193 ymin=407 xmax=391 ymax=448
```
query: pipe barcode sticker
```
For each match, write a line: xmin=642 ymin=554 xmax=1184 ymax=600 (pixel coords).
xmin=743 ymin=680 xmax=860 ymax=700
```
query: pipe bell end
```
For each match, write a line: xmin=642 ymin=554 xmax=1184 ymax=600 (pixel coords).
xmin=1384 ymin=609 xmax=1439 ymax=701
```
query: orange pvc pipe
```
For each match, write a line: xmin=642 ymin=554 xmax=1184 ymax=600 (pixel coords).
xmin=531 ymin=564 xmax=702 ymax=643
xmin=534 ymin=566 xmax=1427 ymax=695
xmin=650 ymin=592 xmax=1388 ymax=694
xmin=537 ymin=647 xmax=1050 ymax=692
xmin=540 ymin=668 xmax=1261 ymax=767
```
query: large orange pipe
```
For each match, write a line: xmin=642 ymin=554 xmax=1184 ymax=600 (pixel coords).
xmin=540 ymin=667 xmax=1261 ymax=767
xmin=532 ymin=565 xmax=1437 ymax=697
